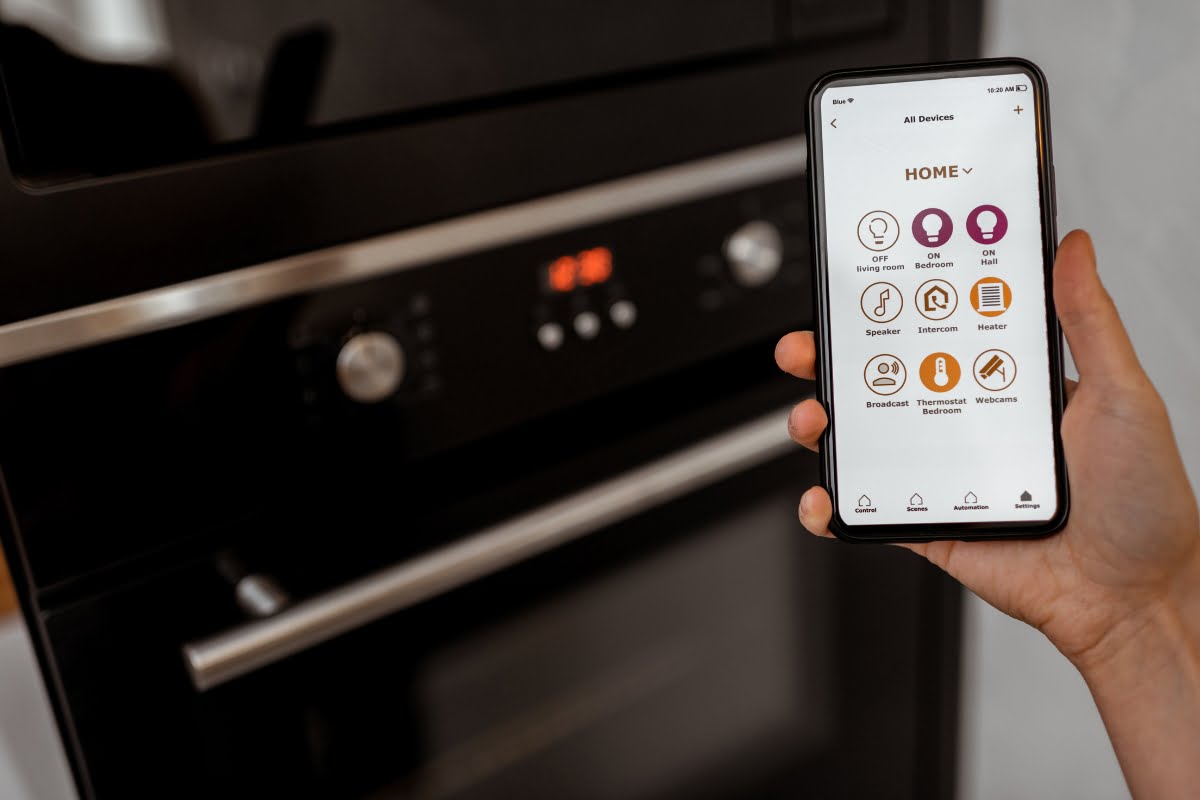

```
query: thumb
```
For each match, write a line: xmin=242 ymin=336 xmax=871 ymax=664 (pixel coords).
xmin=1052 ymin=230 xmax=1142 ymax=387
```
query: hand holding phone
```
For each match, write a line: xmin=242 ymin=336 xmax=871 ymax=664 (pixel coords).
xmin=791 ymin=57 xmax=1200 ymax=800
xmin=777 ymin=230 xmax=1200 ymax=800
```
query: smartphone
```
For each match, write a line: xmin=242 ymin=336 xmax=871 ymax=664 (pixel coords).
xmin=806 ymin=58 xmax=1069 ymax=542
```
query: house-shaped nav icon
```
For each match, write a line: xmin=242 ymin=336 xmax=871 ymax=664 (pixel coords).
xmin=923 ymin=284 xmax=950 ymax=311
xmin=1020 ymin=491 xmax=1033 ymax=502
xmin=858 ymin=495 xmax=871 ymax=507
xmin=910 ymin=493 xmax=923 ymax=505
xmin=964 ymin=491 xmax=978 ymax=503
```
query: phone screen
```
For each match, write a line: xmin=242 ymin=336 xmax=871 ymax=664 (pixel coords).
xmin=812 ymin=66 xmax=1062 ymax=529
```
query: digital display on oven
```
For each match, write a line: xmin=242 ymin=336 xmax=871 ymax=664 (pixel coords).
xmin=544 ymin=246 xmax=614 ymax=294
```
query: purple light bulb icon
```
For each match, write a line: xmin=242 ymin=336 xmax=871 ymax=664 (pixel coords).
xmin=967 ymin=205 xmax=1008 ymax=244
xmin=911 ymin=208 xmax=953 ymax=248
xmin=921 ymin=213 xmax=943 ymax=244
xmin=977 ymin=210 xmax=998 ymax=240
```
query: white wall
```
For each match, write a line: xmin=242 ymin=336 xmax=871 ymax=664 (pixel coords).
xmin=960 ymin=2 xmax=1200 ymax=798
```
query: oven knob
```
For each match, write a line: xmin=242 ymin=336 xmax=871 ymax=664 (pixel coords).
xmin=724 ymin=220 xmax=783 ymax=288
xmin=336 ymin=331 xmax=405 ymax=403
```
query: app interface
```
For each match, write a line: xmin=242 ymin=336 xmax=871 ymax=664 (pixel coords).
xmin=816 ymin=71 xmax=1058 ymax=526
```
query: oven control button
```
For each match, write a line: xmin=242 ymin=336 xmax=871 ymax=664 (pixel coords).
xmin=724 ymin=220 xmax=783 ymax=288
xmin=536 ymin=321 xmax=565 ymax=351
xmin=609 ymin=300 xmax=637 ymax=330
xmin=336 ymin=331 xmax=405 ymax=403
xmin=573 ymin=311 xmax=601 ymax=340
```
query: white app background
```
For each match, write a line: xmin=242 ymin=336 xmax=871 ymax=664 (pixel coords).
xmin=818 ymin=73 xmax=1058 ymax=526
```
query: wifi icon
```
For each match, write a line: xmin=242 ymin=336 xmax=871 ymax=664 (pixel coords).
xmin=865 ymin=354 xmax=906 ymax=396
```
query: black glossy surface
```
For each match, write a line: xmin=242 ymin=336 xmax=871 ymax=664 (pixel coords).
xmin=0 ymin=181 xmax=809 ymax=591
xmin=0 ymin=2 xmax=976 ymax=797
xmin=0 ymin=3 xmax=940 ymax=324
xmin=1 ymin=1 xmax=779 ymax=178
xmin=38 ymin=449 xmax=962 ymax=799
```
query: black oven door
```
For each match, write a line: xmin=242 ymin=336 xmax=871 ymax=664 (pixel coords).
xmin=39 ymin=408 xmax=959 ymax=800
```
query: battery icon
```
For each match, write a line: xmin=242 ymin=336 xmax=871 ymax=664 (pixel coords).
xmin=1015 ymin=84 xmax=1028 ymax=92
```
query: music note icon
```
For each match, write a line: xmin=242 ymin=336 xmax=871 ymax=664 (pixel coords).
xmin=874 ymin=288 xmax=890 ymax=317
xmin=860 ymin=281 xmax=902 ymax=323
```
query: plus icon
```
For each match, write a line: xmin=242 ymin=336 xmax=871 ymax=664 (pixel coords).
xmin=1013 ymin=104 xmax=1024 ymax=115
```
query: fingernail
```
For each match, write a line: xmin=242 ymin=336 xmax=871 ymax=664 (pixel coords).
xmin=799 ymin=491 xmax=811 ymax=516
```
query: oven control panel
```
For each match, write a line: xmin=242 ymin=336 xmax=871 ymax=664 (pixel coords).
xmin=0 ymin=178 xmax=807 ymax=589
xmin=533 ymin=245 xmax=631 ymax=352
xmin=285 ymin=179 xmax=808 ymax=457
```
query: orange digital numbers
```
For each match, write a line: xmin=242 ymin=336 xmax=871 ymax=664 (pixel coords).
xmin=548 ymin=255 xmax=578 ymax=293
xmin=545 ymin=247 xmax=613 ymax=293
xmin=577 ymin=247 xmax=613 ymax=286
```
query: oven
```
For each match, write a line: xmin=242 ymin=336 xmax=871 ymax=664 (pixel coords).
xmin=0 ymin=2 xmax=979 ymax=798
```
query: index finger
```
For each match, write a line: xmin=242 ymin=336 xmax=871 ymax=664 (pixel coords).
xmin=775 ymin=331 xmax=816 ymax=380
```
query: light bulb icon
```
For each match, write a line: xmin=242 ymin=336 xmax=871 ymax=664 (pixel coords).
xmin=911 ymin=208 xmax=952 ymax=247
xmin=868 ymin=217 xmax=888 ymax=245
xmin=858 ymin=211 xmax=899 ymax=251
xmin=977 ymin=210 xmax=998 ymax=240
xmin=921 ymin=212 xmax=943 ymax=244
xmin=967 ymin=205 xmax=1007 ymax=244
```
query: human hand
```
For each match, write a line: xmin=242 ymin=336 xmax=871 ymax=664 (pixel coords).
xmin=775 ymin=230 xmax=1200 ymax=672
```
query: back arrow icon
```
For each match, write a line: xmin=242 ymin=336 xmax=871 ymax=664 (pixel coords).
xmin=831 ymin=119 xmax=837 ymax=128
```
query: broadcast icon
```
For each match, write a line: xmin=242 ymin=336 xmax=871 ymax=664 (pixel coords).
xmin=864 ymin=354 xmax=906 ymax=396
xmin=973 ymin=349 xmax=1017 ymax=391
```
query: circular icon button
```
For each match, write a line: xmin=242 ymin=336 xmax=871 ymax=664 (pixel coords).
xmin=919 ymin=352 xmax=961 ymax=393
xmin=860 ymin=281 xmax=902 ymax=323
xmin=915 ymin=279 xmax=958 ymax=321
xmin=973 ymin=349 xmax=1017 ymax=391
xmin=967 ymin=204 xmax=1008 ymax=244
xmin=857 ymin=211 xmax=900 ymax=252
xmin=864 ymin=354 xmax=906 ymax=396
xmin=912 ymin=208 xmax=953 ymax=248
xmin=970 ymin=276 xmax=1012 ymax=317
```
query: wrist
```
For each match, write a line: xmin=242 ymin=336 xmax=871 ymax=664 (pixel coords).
xmin=1071 ymin=547 xmax=1200 ymax=688
xmin=1064 ymin=548 xmax=1200 ymax=799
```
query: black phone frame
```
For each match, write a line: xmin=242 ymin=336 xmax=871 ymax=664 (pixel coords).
xmin=806 ymin=57 xmax=1070 ymax=542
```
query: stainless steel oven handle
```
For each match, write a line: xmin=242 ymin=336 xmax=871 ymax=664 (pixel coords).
xmin=182 ymin=407 xmax=797 ymax=691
